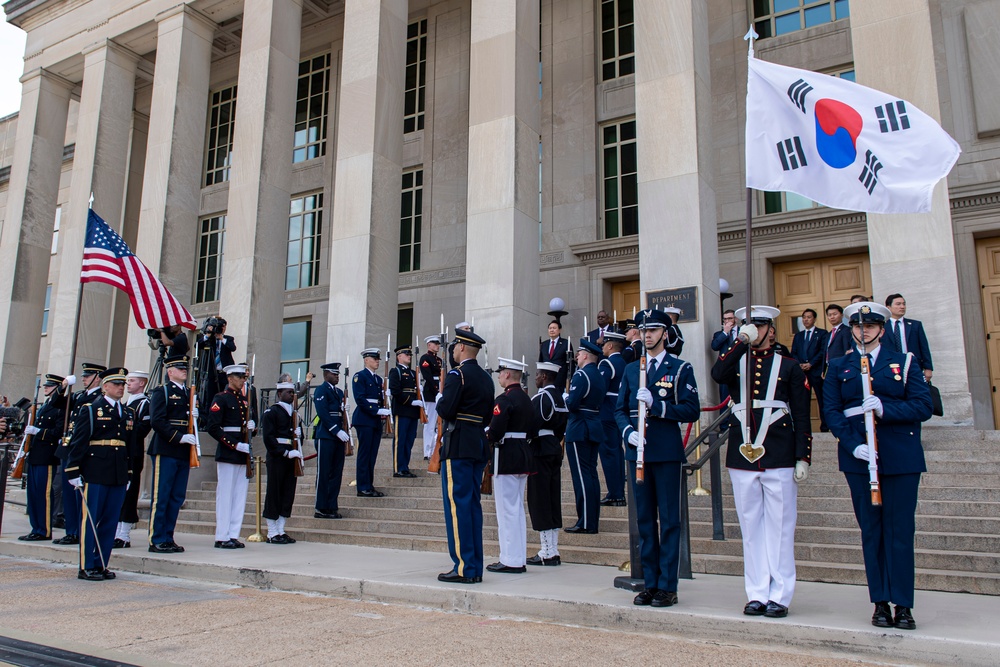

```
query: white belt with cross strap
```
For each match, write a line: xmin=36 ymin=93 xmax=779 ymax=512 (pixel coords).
xmin=733 ymin=353 xmax=785 ymax=451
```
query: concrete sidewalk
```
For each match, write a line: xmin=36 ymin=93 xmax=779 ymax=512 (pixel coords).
xmin=1 ymin=512 xmax=997 ymax=666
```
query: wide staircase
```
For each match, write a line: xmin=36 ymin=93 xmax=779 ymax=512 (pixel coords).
xmin=159 ymin=427 xmax=1000 ymax=595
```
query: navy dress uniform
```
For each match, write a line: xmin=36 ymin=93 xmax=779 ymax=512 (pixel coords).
xmin=615 ymin=310 xmax=700 ymax=607
xmin=711 ymin=306 xmax=812 ymax=618
xmin=116 ymin=370 xmax=151 ymax=548
xmin=597 ymin=332 xmax=627 ymax=505
xmin=352 ymin=349 xmax=390 ymax=496
xmin=419 ymin=336 xmax=444 ymax=458
xmin=663 ymin=307 xmax=685 ymax=357
xmin=313 ymin=362 xmax=349 ymax=518
xmin=65 ymin=368 xmax=133 ymax=581
xmin=18 ymin=374 xmax=66 ymax=541
xmin=388 ymin=345 xmax=420 ymax=477
xmin=527 ymin=362 xmax=568 ymax=565
xmin=824 ymin=302 xmax=933 ymax=631
xmin=436 ymin=329 xmax=493 ymax=584
xmin=565 ymin=338 xmax=607 ymax=534
xmin=147 ymin=356 xmax=195 ymax=553
xmin=262 ymin=383 xmax=303 ymax=544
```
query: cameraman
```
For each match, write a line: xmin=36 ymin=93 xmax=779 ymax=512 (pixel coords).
xmin=198 ymin=317 xmax=236 ymax=399
xmin=149 ymin=325 xmax=190 ymax=356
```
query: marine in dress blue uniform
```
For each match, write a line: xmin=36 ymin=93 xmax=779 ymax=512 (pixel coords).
xmin=615 ymin=309 xmax=700 ymax=607
xmin=352 ymin=348 xmax=390 ymax=497
xmin=65 ymin=368 xmax=133 ymax=581
xmin=565 ymin=338 xmax=607 ymax=534
xmin=18 ymin=374 xmax=66 ymax=541
xmin=313 ymin=362 xmax=349 ymax=518
xmin=388 ymin=344 xmax=420 ymax=477
xmin=823 ymin=302 xmax=933 ymax=631
xmin=527 ymin=362 xmax=568 ymax=565
xmin=597 ymin=331 xmax=627 ymax=506
xmin=436 ymin=329 xmax=493 ymax=584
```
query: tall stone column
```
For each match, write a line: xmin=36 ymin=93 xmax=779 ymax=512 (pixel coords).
xmin=48 ymin=40 xmax=138 ymax=374
xmin=123 ymin=5 xmax=215 ymax=374
xmin=0 ymin=69 xmax=74 ymax=395
xmin=220 ymin=0 xmax=303 ymax=379
xmin=326 ymin=0 xmax=406 ymax=361
xmin=464 ymin=0 xmax=541 ymax=361
xmin=633 ymin=0 xmax=719 ymax=395
xmin=851 ymin=3 xmax=971 ymax=424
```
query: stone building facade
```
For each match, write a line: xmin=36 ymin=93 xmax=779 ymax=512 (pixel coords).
xmin=0 ymin=0 xmax=998 ymax=427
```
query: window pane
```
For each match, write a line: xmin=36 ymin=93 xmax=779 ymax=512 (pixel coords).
xmin=753 ymin=0 xmax=771 ymax=18
xmin=775 ymin=12 xmax=801 ymax=35
xmin=835 ymin=0 xmax=849 ymax=19
xmin=774 ymin=0 xmax=799 ymax=12
xmin=785 ymin=191 xmax=814 ymax=211
xmin=804 ymin=4 xmax=832 ymax=27
xmin=281 ymin=321 xmax=309 ymax=360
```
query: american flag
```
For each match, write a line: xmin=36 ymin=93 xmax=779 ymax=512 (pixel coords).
xmin=81 ymin=210 xmax=196 ymax=330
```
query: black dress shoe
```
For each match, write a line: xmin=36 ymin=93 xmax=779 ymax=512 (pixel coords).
xmin=283 ymin=534 xmax=296 ymax=544
xmin=314 ymin=511 xmax=342 ymax=519
xmin=526 ymin=554 xmax=561 ymax=566
xmin=77 ymin=568 xmax=105 ymax=581
xmin=18 ymin=533 xmax=49 ymax=541
xmin=231 ymin=539 xmax=245 ymax=548
xmin=102 ymin=569 xmax=116 ymax=580
xmin=744 ymin=600 xmax=767 ymax=616
xmin=893 ymin=606 xmax=916 ymax=630
xmin=357 ymin=489 xmax=385 ymax=497
xmin=599 ymin=497 xmax=627 ymax=507
xmin=423 ymin=456 xmax=430 ymax=461
xmin=764 ymin=600 xmax=788 ymax=618
xmin=215 ymin=540 xmax=239 ymax=550
xmin=438 ymin=570 xmax=475 ymax=584
xmin=165 ymin=542 xmax=185 ymax=553
xmin=564 ymin=526 xmax=598 ymax=534
xmin=871 ymin=601 xmax=893 ymax=628
xmin=651 ymin=590 xmax=678 ymax=608
xmin=633 ymin=589 xmax=657 ymax=606
xmin=148 ymin=542 xmax=175 ymax=553
xmin=52 ymin=517 xmax=65 ymax=529
xmin=268 ymin=534 xmax=289 ymax=544
xmin=472 ymin=576 xmax=483 ymax=583
xmin=113 ymin=538 xmax=131 ymax=549
xmin=53 ymin=535 xmax=79 ymax=545
xmin=486 ymin=562 xmax=527 ymax=574
xmin=400 ymin=470 xmax=417 ymax=478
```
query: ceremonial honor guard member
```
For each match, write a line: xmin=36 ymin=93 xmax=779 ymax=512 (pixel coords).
xmin=115 ymin=371 xmax=151 ymax=548
xmin=527 ymin=362 xmax=568 ymax=565
xmin=565 ymin=338 xmax=607 ymax=534
xmin=352 ymin=349 xmax=392 ymax=497
xmin=207 ymin=363 xmax=257 ymax=549
xmin=712 ymin=306 xmax=812 ymax=618
xmin=53 ymin=362 xmax=106 ymax=545
xmin=663 ymin=307 xmax=685 ymax=356
xmin=436 ymin=328 xmax=493 ymax=584
xmin=147 ymin=356 xmax=197 ymax=553
xmin=824 ymin=302 xmax=933 ymax=631
xmin=419 ymin=335 xmax=443 ymax=459
xmin=262 ymin=382 xmax=304 ymax=544
xmin=389 ymin=344 xmax=421 ymax=478
xmin=313 ymin=362 xmax=349 ymax=518
xmin=615 ymin=309 xmax=700 ymax=607
xmin=486 ymin=357 xmax=536 ymax=574
xmin=18 ymin=374 xmax=66 ymax=541
xmin=598 ymin=331 xmax=627 ymax=507
xmin=621 ymin=320 xmax=642 ymax=365
xmin=64 ymin=368 xmax=133 ymax=581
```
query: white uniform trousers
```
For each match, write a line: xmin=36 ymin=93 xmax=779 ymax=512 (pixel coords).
xmin=493 ymin=474 xmax=528 ymax=567
xmin=729 ymin=467 xmax=798 ymax=607
xmin=422 ymin=400 xmax=438 ymax=457
xmin=215 ymin=462 xmax=249 ymax=542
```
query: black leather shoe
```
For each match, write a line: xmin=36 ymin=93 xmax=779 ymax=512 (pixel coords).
xmin=472 ymin=576 xmax=483 ymax=583
xmin=314 ymin=511 xmax=342 ymax=519
xmin=893 ymin=606 xmax=916 ymax=630
xmin=633 ymin=589 xmax=657 ymax=605
xmin=268 ymin=534 xmax=289 ymax=544
xmin=599 ymin=497 xmax=627 ymax=507
xmin=231 ymin=539 xmax=245 ymax=548
xmin=764 ymin=600 xmax=788 ymax=618
xmin=148 ymin=542 xmax=174 ymax=553
xmin=526 ymin=554 xmax=561 ymax=566
xmin=18 ymin=533 xmax=49 ymax=541
xmin=113 ymin=538 xmax=130 ymax=549
xmin=872 ymin=602 xmax=893 ymax=628
xmin=744 ymin=600 xmax=767 ymax=616
xmin=165 ymin=542 xmax=185 ymax=553
xmin=564 ymin=526 xmax=598 ymax=534
xmin=401 ymin=470 xmax=416 ymax=478
xmin=53 ymin=535 xmax=79 ymax=545
xmin=423 ymin=456 xmax=430 ymax=461
xmin=357 ymin=489 xmax=385 ymax=497
xmin=486 ymin=562 xmax=527 ymax=574
xmin=52 ymin=517 xmax=65 ymax=529
xmin=215 ymin=540 xmax=239 ymax=550
xmin=78 ymin=568 xmax=105 ymax=581
xmin=438 ymin=570 xmax=475 ymax=584
xmin=102 ymin=569 xmax=116 ymax=580
xmin=651 ymin=590 xmax=678 ymax=608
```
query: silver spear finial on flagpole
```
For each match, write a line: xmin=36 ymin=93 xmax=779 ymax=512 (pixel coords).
xmin=743 ymin=24 xmax=758 ymax=58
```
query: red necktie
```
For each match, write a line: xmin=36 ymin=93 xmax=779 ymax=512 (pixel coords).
xmin=549 ymin=340 xmax=556 ymax=358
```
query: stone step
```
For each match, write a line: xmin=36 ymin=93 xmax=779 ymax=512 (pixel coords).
xmin=685 ymin=506 xmax=1000 ymax=534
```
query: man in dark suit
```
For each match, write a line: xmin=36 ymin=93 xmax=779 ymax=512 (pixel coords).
xmin=791 ymin=308 xmax=828 ymax=430
xmin=197 ymin=318 xmax=236 ymax=401
xmin=586 ymin=310 xmax=612 ymax=344
xmin=538 ymin=320 xmax=572 ymax=390
xmin=884 ymin=294 xmax=933 ymax=382
xmin=824 ymin=304 xmax=852 ymax=373
xmin=824 ymin=301 xmax=933 ymax=631
xmin=711 ymin=309 xmax=738 ymax=402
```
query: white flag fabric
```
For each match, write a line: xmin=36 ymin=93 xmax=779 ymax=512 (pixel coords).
xmin=745 ymin=56 xmax=960 ymax=214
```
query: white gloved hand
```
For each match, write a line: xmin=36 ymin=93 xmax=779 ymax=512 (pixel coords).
xmin=412 ymin=400 xmax=423 ymax=407
xmin=635 ymin=387 xmax=654 ymax=407
xmin=794 ymin=460 xmax=809 ymax=482
xmin=236 ymin=442 xmax=251 ymax=454
xmin=65 ymin=374 xmax=77 ymax=386
xmin=738 ymin=324 xmax=759 ymax=344
xmin=180 ymin=433 xmax=198 ymax=446
xmin=69 ymin=477 xmax=83 ymax=489
xmin=853 ymin=444 xmax=877 ymax=462
xmin=562 ymin=392 xmax=570 ymax=401
xmin=246 ymin=420 xmax=256 ymax=431
xmin=191 ymin=406 xmax=199 ymax=420
xmin=24 ymin=424 xmax=41 ymax=436
xmin=862 ymin=395 xmax=884 ymax=419
xmin=627 ymin=431 xmax=645 ymax=448
xmin=294 ymin=427 xmax=302 ymax=439
xmin=337 ymin=430 xmax=351 ymax=443
xmin=286 ymin=449 xmax=304 ymax=460
xmin=377 ymin=408 xmax=391 ymax=417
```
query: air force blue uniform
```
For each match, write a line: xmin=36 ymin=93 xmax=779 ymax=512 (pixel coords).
xmin=565 ymin=362 xmax=607 ymax=531
xmin=313 ymin=380 xmax=347 ymax=513
xmin=598 ymin=352 xmax=627 ymax=502
xmin=352 ymin=368 xmax=385 ymax=493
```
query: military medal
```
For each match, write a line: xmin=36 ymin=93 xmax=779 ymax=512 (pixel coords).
xmin=890 ymin=363 xmax=902 ymax=381
xmin=659 ymin=388 xmax=667 ymax=397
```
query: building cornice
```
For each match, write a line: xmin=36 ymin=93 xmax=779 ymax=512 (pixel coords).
xmin=570 ymin=236 xmax=639 ymax=266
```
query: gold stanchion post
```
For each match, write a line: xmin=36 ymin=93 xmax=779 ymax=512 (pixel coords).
xmin=247 ymin=456 xmax=266 ymax=542
xmin=690 ymin=420 xmax=709 ymax=496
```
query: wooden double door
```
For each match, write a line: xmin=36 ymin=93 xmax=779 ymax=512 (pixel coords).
xmin=976 ymin=238 xmax=1000 ymax=429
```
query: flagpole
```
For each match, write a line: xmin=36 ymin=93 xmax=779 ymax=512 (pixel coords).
xmin=744 ymin=187 xmax=753 ymax=448
xmin=61 ymin=197 xmax=95 ymax=439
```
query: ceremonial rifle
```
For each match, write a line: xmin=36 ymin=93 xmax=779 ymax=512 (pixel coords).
xmin=858 ymin=312 xmax=881 ymax=506
xmin=636 ymin=353 xmax=647 ymax=485
xmin=243 ymin=354 xmax=255 ymax=479
xmin=187 ymin=354 xmax=200 ymax=469
xmin=291 ymin=370 xmax=304 ymax=477
xmin=11 ymin=378 xmax=40 ymax=479
xmin=428 ymin=325 xmax=448 ymax=474
xmin=342 ymin=368 xmax=354 ymax=457
xmin=414 ymin=335 xmax=428 ymax=424
xmin=382 ymin=335 xmax=393 ymax=436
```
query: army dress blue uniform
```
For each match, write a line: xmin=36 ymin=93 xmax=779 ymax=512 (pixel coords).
xmin=313 ymin=366 xmax=348 ymax=516
xmin=527 ymin=372 xmax=568 ymax=564
xmin=147 ymin=367 xmax=194 ymax=552
xmin=55 ymin=381 xmax=104 ymax=544
xmin=565 ymin=342 xmax=607 ymax=533
xmin=388 ymin=354 xmax=420 ymax=476
xmin=20 ymin=376 xmax=66 ymax=540
xmin=597 ymin=348 xmax=627 ymax=504
xmin=352 ymin=361 xmax=386 ymax=495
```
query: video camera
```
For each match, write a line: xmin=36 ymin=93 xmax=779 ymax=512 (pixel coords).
xmin=202 ymin=316 xmax=227 ymax=336
xmin=0 ymin=403 xmax=27 ymax=439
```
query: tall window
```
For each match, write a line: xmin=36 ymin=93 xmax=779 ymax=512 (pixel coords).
xmin=51 ymin=206 xmax=61 ymax=254
xmin=205 ymin=85 xmax=237 ymax=186
xmin=600 ymin=0 xmax=634 ymax=81
xmin=196 ymin=215 xmax=226 ymax=303
xmin=41 ymin=285 xmax=51 ymax=335
xmin=294 ymin=54 xmax=331 ymax=163
xmin=404 ymin=20 xmax=427 ymax=133
xmin=601 ymin=119 xmax=638 ymax=239
xmin=286 ymin=193 xmax=323 ymax=290
xmin=399 ymin=169 xmax=423 ymax=272
xmin=280 ymin=320 xmax=311 ymax=380
xmin=752 ymin=0 xmax=849 ymax=39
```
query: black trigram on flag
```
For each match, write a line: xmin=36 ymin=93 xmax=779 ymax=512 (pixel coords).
xmin=876 ymin=101 xmax=910 ymax=132
xmin=787 ymin=78 xmax=813 ymax=113
xmin=776 ymin=136 xmax=808 ymax=171
xmin=859 ymin=150 xmax=883 ymax=195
